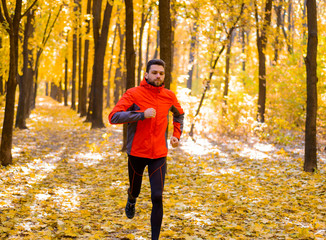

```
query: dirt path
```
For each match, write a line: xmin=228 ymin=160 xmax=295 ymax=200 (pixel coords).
xmin=1 ymin=96 xmax=325 ymax=239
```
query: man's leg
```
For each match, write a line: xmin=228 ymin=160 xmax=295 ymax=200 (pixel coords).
xmin=126 ymin=155 xmax=147 ymax=218
xmin=148 ymin=157 xmax=166 ymax=240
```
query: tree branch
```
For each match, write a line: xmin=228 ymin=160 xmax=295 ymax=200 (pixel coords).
xmin=1 ymin=0 xmax=13 ymax=29
xmin=21 ymin=0 xmax=38 ymax=19
xmin=43 ymin=5 xmax=63 ymax=47
xmin=0 ymin=5 xmax=5 ymax=25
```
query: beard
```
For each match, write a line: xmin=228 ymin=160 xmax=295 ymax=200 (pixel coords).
xmin=146 ymin=77 xmax=163 ymax=87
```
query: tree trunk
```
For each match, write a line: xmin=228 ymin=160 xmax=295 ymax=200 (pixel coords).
xmin=241 ymin=28 xmax=246 ymax=72
xmin=159 ymin=0 xmax=172 ymax=90
xmin=80 ymin=0 xmax=91 ymax=117
xmin=16 ymin=9 xmax=35 ymax=129
xmin=64 ymin=56 xmax=68 ymax=106
xmin=137 ymin=3 xmax=151 ymax=86
xmin=122 ymin=0 xmax=136 ymax=151
xmin=0 ymin=0 xmax=34 ymax=166
xmin=71 ymin=1 xmax=78 ymax=111
xmin=91 ymin=0 xmax=113 ymax=129
xmin=304 ymin=0 xmax=318 ymax=172
xmin=125 ymin=0 xmax=136 ymax=90
xmin=0 ymin=36 xmax=3 ymax=95
xmin=273 ymin=1 xmax=282 ymax=65
xmin=153 ymin=21 xmax=160 ymax=59
xmin=255 ymin=0 xmax=273 ymax=123
xmin=187 ymin=21 xmax=198 ymax=92
xmin=223 ymin=31 xmax=234 ymax=107
xmin=114 ymin=22 xmax=124 ymax=105
xmin=145 ymin=15 xmax=151 ymax=66
xmin=77 ymin=0 xmax=82 ymax=113
xmin=107 ymin=20 xmax=118 ymax=108
xmin=0 ymin=31 xmax=19 ymax=166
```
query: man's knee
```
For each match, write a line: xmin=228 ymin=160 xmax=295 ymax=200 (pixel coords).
xmin=151 ymin=192 xmax=163 ymax=204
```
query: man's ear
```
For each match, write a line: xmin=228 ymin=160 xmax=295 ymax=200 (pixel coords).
xmin=144 ymin=72 xmax=148 ymax=79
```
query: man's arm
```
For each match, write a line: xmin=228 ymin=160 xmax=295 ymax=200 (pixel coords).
xmin=109 ymin=90 xmax=157 ymax=124
xmin=170 ymin=93 xmax=185 ymax=147
xmin=109 ymin=90 xmax=144 ymax=124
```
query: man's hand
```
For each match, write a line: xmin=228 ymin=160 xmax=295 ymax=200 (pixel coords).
xmin=170 ymin=136 xmax=179 ymax=148
xmin=144 ymin=108 xmax=156 ymax=118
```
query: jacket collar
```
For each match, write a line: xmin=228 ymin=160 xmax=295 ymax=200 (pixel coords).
xmin=140 ymin=78 xmax=164 ymax=91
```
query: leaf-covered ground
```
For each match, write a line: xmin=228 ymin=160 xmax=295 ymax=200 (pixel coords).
xmin=0 ymin=96 xmax=325 ymax=240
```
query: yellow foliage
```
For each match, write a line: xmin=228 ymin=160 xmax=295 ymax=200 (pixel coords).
xmin=0 ymin=96 xmax=325 ymax=239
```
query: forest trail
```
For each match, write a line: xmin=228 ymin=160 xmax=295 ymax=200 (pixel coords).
xmin=1 ymin=96 xmax=326 ymax=240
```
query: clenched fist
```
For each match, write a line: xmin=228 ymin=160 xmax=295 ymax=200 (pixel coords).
xmin=170 ymin=136 xmax=179 ymax=148
xmin=144 ymin=108 xmax=156 ymax=118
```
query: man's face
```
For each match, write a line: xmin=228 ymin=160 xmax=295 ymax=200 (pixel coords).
xmin=145 ymin=64 xmax=165 ymax=86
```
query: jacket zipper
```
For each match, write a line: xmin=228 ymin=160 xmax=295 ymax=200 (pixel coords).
xmin=151 ymin=88 xmax=159 ymax=159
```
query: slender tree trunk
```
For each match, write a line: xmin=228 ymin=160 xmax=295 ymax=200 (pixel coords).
xmin=0 ymin=37 xmax=3 ymax=95
xmin=273 ymin=1 xmax=282 ymax=65
xmin=223 ymin=31 xmax=234 ymax=107
xmin=114 ymin=22 xmax=124 ymax=105
xmin=64 ymin=57 xmax=68 ymax=106
xmin=71 ymin=2 xmax=78 ymax=111
xmin=159 ymin=0 xmax=172 ymax=89
xmin=153 ymin=21 xmax=160 ymax=59
xmin=137 ymin=5 xmax=147 ymax=86
xmin=304 ymin=0 xmax=318 ymax=172
xmin=16 ymin=9 xmax=35 ymax=129
xmin=80 ymin=0 xmax=91 ymax=117
xmin=77 ymin=0 xmax=82 ymax=113
xmin=91 ymin=0 xmax=113 ymax=129
xmin=107 ymin=21 xmax=118 ymax=108
xmin=145 ymin=15 xmax=151 ymax=65
xmin=125 ymin=0 xmax=136 ymax=90
xmin=171 ymin=0 xmax=177 ymax=73
xmin=122 ymin=0 xmax=136 ymax=151
xmin=187 ymin=21 xmax=198 ymax=92
xmin=255 ymin=0 xmax=273 ymax=123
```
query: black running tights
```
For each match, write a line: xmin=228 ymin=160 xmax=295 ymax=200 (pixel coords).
xmin=128 ymin=155 xmax=166 ymax=240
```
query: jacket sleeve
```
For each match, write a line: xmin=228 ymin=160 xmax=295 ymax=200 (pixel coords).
xmin=170 ymin=93 xmax=184 ymax=139
xmin=109 ymin=89 xmax=145 ymax=124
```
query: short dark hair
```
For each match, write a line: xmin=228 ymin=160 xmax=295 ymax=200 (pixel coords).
xmin=146 ymin=59 xmax=165 ymax=73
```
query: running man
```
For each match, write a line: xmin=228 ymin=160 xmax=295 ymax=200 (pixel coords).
xmin=109 ymin=59 xmax=184 ymax=239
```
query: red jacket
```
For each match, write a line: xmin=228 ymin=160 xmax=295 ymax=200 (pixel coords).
xmin=109 ymin=79 xmax=184 ymax=159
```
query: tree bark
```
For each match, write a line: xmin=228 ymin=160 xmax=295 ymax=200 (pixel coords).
xmin=107 ymin=20 xmax=118 ymax=108
xmin=273 ymin=1 xmax=282 ymax=65
xmin=304 ymin=0 xmax=318 ymax=172
xmin=159 ymin=0 xmax=172 ymax=90
xmin=114 ymin=22 xmax=124 ymax=105
xmin=137 ymin=3 xmax=151 ymax=86
xmin=153 ymin=21 xmax=160 ymax=59
xmin=122 ymin=0 xmax=136 ymax=151
xmin=0 ymin=36 xmax=3 ymax=95
xmin=77 ymin=0 xmax=82 ymax=113
xmin=223 ymin=31 xmax=234 ymax=108
xmin=80 ymin=0 xmax=91 ymax=117
xmin=71 ymin=0 xmax=78 ymax=111
xmin=255 ymin=0 xmax=273 ymax=123
xmin=91 ymin=0 xmax=113 ymax=129
xmin=64 ymin=56 xmax=68 ymax=106
xmin=0 ymin=0 xmax=37 ymax=166
xmin=16 ymin=9 xmax=35 ymax=129
xmin=187 ymin=21 xmax=198 ymax=92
